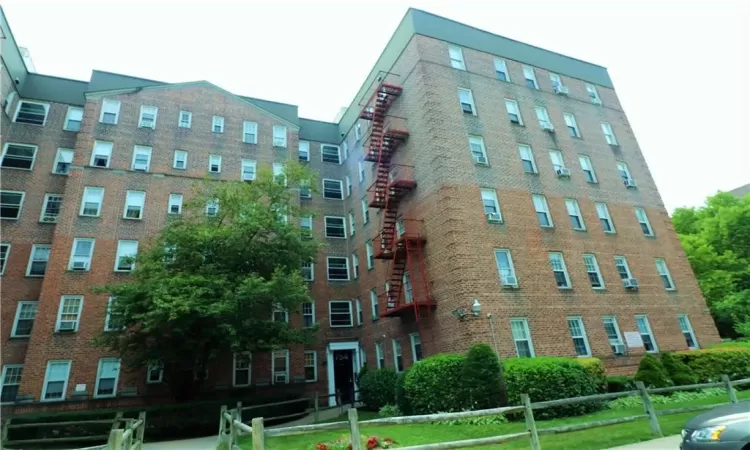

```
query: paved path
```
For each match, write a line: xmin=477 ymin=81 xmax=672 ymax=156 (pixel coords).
xmin=608 ymin=434 xmax=681 ymax=449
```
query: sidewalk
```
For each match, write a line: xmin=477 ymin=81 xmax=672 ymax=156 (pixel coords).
xmin=608 ymin=434 xmax=681 ymax=449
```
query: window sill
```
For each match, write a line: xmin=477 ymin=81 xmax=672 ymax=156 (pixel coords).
xmin=510 ymin=122 xmax=525 ymax=127
xmin=0 ymin=166 xmax=32 ymax=171
xmin=273 ymin=146 xmax=288 ymax=150
xmin=558 ymin=287 xmax=573 ymax=291
xmin=53 ymin=331 xmax=78 ymax=335
xmin=13 ymin=121 xmax=46 ymax=127
xmin=122 ymin=217 xmax=143 ymax=221
xmin=79 ymin=214 xmax=101 ymax=218
xmin=603 ymin=231 xmax=617 ymax=235
xmin=8 ymin=335 xmax=30 ymax=340
xmin=66 ymin=270 xmax=90 ymax=273
xmin=573 ymin=228 xmax=587 ymax=232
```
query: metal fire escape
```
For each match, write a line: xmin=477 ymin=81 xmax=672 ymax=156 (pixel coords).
xmin=359 ymin=83 xmax=436 ymax=328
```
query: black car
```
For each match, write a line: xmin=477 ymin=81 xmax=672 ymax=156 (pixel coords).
xmin=681 ymin=402 xmax=750 ymax=449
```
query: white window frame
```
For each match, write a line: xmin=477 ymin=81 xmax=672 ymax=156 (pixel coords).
xmin=14 ymin=100 xmax=50 ymax=126
xmin=138 ymin=105 xmax=158 ymax=129
xmin=329 ymin=300 xmax=353 ymax=327
xmin=99 ymin=99 xmax=121 ymax=125
xmin=448 ymin=46 xmax=466 ymax=70
xmin=616 ymin=161 xmax=633 ymax=182
xmin=273 ymin=163 xmax=286 ymax=186
xmin=94 ymin=358 xmax=121 ymax=398
xmin=392 ymin=339 xmax=404 ymax=373
xmin=208 ymin=155 xmax=222 ymax=173
xmin=41 ymin=360 xmax=72 ymax=402
xmin=518 ymin=144 xmax=538 ymax=174
xmin=348 ymin=212 xmax=355 ymax=236
xmin=90 ymin=141 xmax=113 ymax=168
xmin=147 ymin=363 xmax=164 ymax=384
xmin=505 ymin=99 xmax=523 ymax=125
xmin=80 ymin=186 xmax=104 ymax=217
xmin=178 ymin=110 xmax=192 ymax=128
xmin=549 ymin=73 xmax=564 ymax=90
xmin=614 ymin=256 xmax=633 ymax=280
xmin=272 ymin=304 xmax=289 ymax=323
xmin=532 ymin=194 xmax=553 ymax=227
xmin=321 ymin=144 xmax=341 ymax=164
xmin=1 ymin=143 xmax=38 ymax=170
xmin=535 ymin=106 xmax=552 ymax=130
xmin=601 ymin=122 xmax=618 ymax=145
xmin=63 ymin=106 xmax=84 ymax=132
xmin=53 ymin=148 xmax=74 ymax=174
xmin=26 ymin=244 xmax=51 ymax=277
xmin=481 ymin=189 xmax=502 ymax=222
xmin=114 ymin=240 xmax=138 ymax=272
xmin=0 ymin=243 xmax=9 ymax=275
xmin=271 ymin=350 xmax=289 ymax=384
xmin=596 ymin=202 xmax=615 ymax=233
xmin=567 ymin=316 xmax=592 ymax=357
xmin=583 ymin=254 xmax=605 ymax=289
xmin=403 ymin=271 xmax=413 ymax=303
xmin=494 ymin=249 xmax=517 ymax=286
xmin=123 ymin=190 xmax=146 ymax=220
xmin=361 ymin=198 xmax=370 ymax=224
xmin=358 ymin=162 xmax=365 ymax=183
xmin=168 ymin=193 xmax=183 ymax=215
xmin=352 ymin=252 xmax=360 ymax=279
xmin=322 ymin=179 xmax=344 ymax=200
xmin=410 ymin=333 xmax=422 ymax=362
xmin=586 ymin=84 xmax=601 ymax=103
xmin=565 ymin=198 xmax=585 ymax=230
xmin=468 ymin=136 xmax=488 ymax=165
xmin=548 ymin=252 xmax=572 ymax=289
xmin=241 ymin=159 xmax=257 ymax=182
xmin=370 ymin=288 xmax=379 ymax=320
xmin=564 ymin=113 xmax=581 ymax=138
xmin=304 ymin=351 xmax=318 ymax=383
xmin=1 ymin=364 xmax=23 ymax=404
xmin=302 ymin=302 xmax=315 ymax=327
xmin=458 ymin=88 xmax=476 ymax=115
xmin=243 ymin=121 xmax=258 ymax=144
xmin=356 ymin=297 xmax=363 ymax=325
xmin=233 ymin=352 xmax=252 ymax=387
xmin=40 ymin=193 xmax=62 ymax=224
xmin=366 ymin=241 xmax=374 ymax=269
xmin=494 ymin=58 xmax=509 ymax=81
xmin=342 ymin=141 xmax=349 ymax=161
xmin=173 ymin=150 xmax=188 ymax=170
xmin=212 ymin=116 xmax=224 ymax=133
xmin=68 ymin=238 xmax=95 ymax=271
xmin=549 ymin=150 xmax=566 ymax=173
xmin=273 ymin=125 xmax=287 ymax=148
xmin=603 ymin=316 xmax=626 ymax=356
xmin=300 ymin=216 xmax=313 ymax=239
xmin=326 ymin=256 xmax=350 ymax=281
xmin=0 ymin=190 xmax=25 ymax=220
xmin=355 ymin=123 xmax=362 ymax=141
xmin=299 ymin=141 xmax=310 ymax=162
xmin=578 ymin=155 xmax=597 ymax=183
xmin=345 ymin=175 xmax=352 ymax=197
xmin=324 ymin=216 xmax=347 ymax=239
xmin=104 ymin=296 xmax=121 ymax=332
xmin=655 ymin=258 xmax=676 ymax=290
xmin=511 ymin=318 xmax=535 ymax=357
xmin=678 ymin=314 xmax=699 ymax=350
xmin=131 ymin=145 xmax=152 ymax=172
xmin=375 ymin=342 xmax=385 ymax=369
xmin=635 ymin=315 xmax=658 ymax=353
xmin=522 ymin=66 xmax=538 ymax=89
xmin=635 ymin=207 xmax=654 ymax=236
xmin=56 ymin=295 xmax=83 ymax=332
xmin=11 ymin=301 xmax=38 ymax=337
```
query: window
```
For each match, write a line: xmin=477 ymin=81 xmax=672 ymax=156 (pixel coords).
xmin=300 ymin=216 xmax=313 ymax=239
xmin=304 ymin=351 xmax=317 ymax=382
xmin=168 ymin=194 xmax=183 ymax=215
xmin=567 ymin=317 xmax=591 ymax=357
xmin=327 ymin=257 xmax=350 ymax=281
xmin=329 ymin=301 xmax=353 ymax=327
xmin=518 ymin=144 xmax=538 ymax=173
xmin=42 ymin=360 xmax=71 ymax=401
xmin=1 ymin=365 xmax=22 ymax=403
xmin=300 ymin=179 xmax=312 ymax=198
xmin=1 ymin=143 xmax=37 ymax=169
xmin=3 ymin=91 xmax=15 ymax=116
xmin=302 ymin=302 xmax=315 ymax=327
xmin=356 ymin=298 xmax=363 ymax=325
xmin=505 ymin=99 xmax=523 ymax=125
xmin=138 ymin=105 xmax=158 ymax=128
xmin=348 ymin=212 xmax=356 ymax=236
xmin=299 ymin=141 xmax=310 ymax=162
xmin=563 ymin=113 xmax=581 ymax=138
xmin=345 ymin=175 xmax=352 ymax=197
xmin=53 ymin=148 xmax=74 ymax=174
xmin=212 ymin=116 xmax=224 ymax=133
xmin=95 ymin=358 xmax=120 ymax=398
xmin=272 ymin=304 xmax=289 ymax=323
xmin=375 ymin=342 xmax=385 ymax=369
xmin=124 ymin=191 xmax=146 ymax=219
xmin=392 ymin=340 xmax=404 ymax=372
xmin=678 ymin=315 xmax=699 ymax=349
xmin=0 ymin=243 xmax=9 ymax=275
xmin=655 ymin=258 xmax=675 ymax=290
xmin=481 ymin=189 xmax=502 ymax=222
xmin=147 ymin=363 xmax=163 ymax=384
xmin=468 ymin=136 xmax=488 ymax=164
xmin=522 ymin=66 xmax=538 ymax=89
xmin=115 ymin=240 xmax=138 ymax=272
xmin=323 ymin=179 xmax=344 ymax=200
xmin=321 ymin=144 xmax=341 ymax=164
xmin=273 ymin=125 xmax=287 ymax=147
xmin=616 ymin=162 xmax=632 ymax=182
xmin=11 ymin=301 xmax=37 ymax=337
xmin=242 ymin=121 xmax=258 ymax=144
xmin=91 ymin=141 xmax=113 ymax=168
xmin=532 ymin=194 xmax=553 ymax=227
xmin=40 ymin=194 xmax=63 ymax=223
xmin=131 ymin=146 xmax=152 ymax=171
xmin=396 ymin=219 xmax=406 ymax=237
xmin=583 ymin=254 xmax=605 ymax=289
xmin=548 ymin=252 xmax=572 ymax=289
xmin=408 ymin=333 xmax=423 ymax=363
xmin=366 ymin=241 xmax=374 ymax=269
xmin=325 ymin=216 xmax=346 ymax=238
xmin=549 ymin=73 xmax=564 ymax=90
xmin=208 ymin=155 xmax=221 ymax=173
xmin=358 ymin=162 xmax=365 ymax=183
xmin=235 ymin=160 xmax=256 ymax=183
xmin=586 ymin=84 xmax=601 ymax=104
xmin=596 ymin=203 xmax=615 ymax=233
xmin=178 ymin=110 xmax=192 ymax=128
xmin=273 ymin=163 xmax=286 ymax=186
xmin=14 ymin=100 xmax=49 ymax=125
xmin=458 ymin=88 xmax=476 ymax=115
xmin=448 ymin=46 xmax=465 ymax=70
xmin=634 ymin=207 xmax=654 ymax=236
xmin=361 ymin=198 xmax=370 ymax=224
xmin=549 ymin=150 xmax=566 ymax=173
xmin=104 ymin=297 xmax=123 ymax=332
xmin=614 ymin=256 xmax=633 ymax=280
xmin=100 ymin=99 xmax=121 ymax=124
xmin=342 ymin=142 xmax=349 ymax=161
xmin=0 ymin=191 xmax=25 ymax=220
xmin=511 ymin=318 xmax=535 ymax=357
xmin=301 ymin=262 xmax=314 ymax=281
xmin=173 ymin=150 xmax=187 ymax=170
xmin=535 ymin=107 xmax=552 ymax=129
xmin=352 ymin=253 xmax=360 ymax=279
xmin=80 ymin=187 xmax=104 ymax=217
xmin=636 ymin=315 xmax=658 ymax=352
xmin=61 ymin=105 xmax=82 ymax=129
xmin=355 ymin=123 xmax=363 ymax=141
xmin=494 ymin=249 xmax=517 ymax=286
xmin=494 ymin=58 xmax=509 ymax=81
xmin=601 ymin=122 xmax=618 ymax=145
xmin=26 ymin=244 xmax=51 ymax=277
xmin=370 ymin=289 xmax=379 ymax=320
xmin=603 ymin=316 xmax=627 ymax=356
xmin=69 ymin=239 xmax=94 ymax=271
xmin=578 ymin=155 xmax=597 ymax=183
xmin=398 ymin=272 xmax=412 ymax=304
xmin=56 ymin=296 xmax=83 ymax=332
xmin=565 ymin=199 xmax=585 ymax=230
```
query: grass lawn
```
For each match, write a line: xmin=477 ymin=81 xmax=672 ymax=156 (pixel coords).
xmin=234 ymin=390 xmax=750 ymax=450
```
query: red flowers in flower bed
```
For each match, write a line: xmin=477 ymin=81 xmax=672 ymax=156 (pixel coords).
xmin=313 ymin=435 xmax=396 ymax=449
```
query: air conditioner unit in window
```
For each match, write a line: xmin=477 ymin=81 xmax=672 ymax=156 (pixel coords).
xmin=59 ymin=321 xmax=76 ymax=332
xmin=473 ymin=154 xmax=488 ymax=165
xmin=554 ymin=85 xmax=569 ymax=95
xmin=501 ymin=276 xmax=519 ymax=288
xmin=556 ymin=168 xmax=571 ymax=177
xmin=486 ymin=212 xmax=502 ymax=222
xmin=274 ymin=374 xmax=287 ymax=383
xmin=133 ymin=163 xmax=148 ymax=171
xmin=540 ymin=121 xmax=554 ymax=131
xmin=72 ymin=261 xmax=88 ymax=271
xmin=622 ymin=278 xmax=639 ymax=289
xmin=613 ymin=344 xmax=627 ymax=355
xmin=299 ymin=189 xmax=311 ymax=199
xmin=624 ymin=178 xmax=638 ymax=188
xmin=591 ymin=98 xmax=602 ymax=105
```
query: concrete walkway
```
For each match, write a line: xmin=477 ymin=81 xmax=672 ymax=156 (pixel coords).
xmin=608 ymin=434 xmax=682 ymax=449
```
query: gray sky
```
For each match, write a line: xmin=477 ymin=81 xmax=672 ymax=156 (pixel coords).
xmin=4 ymin=0 xmax=749 ymax=211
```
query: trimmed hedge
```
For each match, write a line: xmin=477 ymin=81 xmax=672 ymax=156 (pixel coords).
xmin=678 ymin=347 xmax=750 ymax=382
xmin=403 ymin=354 xmax=469 ymax=414
xmin=461 ymin=344 xmax=504 ymax=410
xmin=634 ymin=354 xmax=673 ymax=388
xmin=577 ymin=358 xmax=607 ymax=392
xmin=606 ymin=376 xmax=635 ymax=393
xmin=504 ymin=357 xmax=603 ymax=419
xmin=358 ymin=367 xmax=398 ymax=411
xmin=661 ymin=352 xmax=698 ymax=386
xmin=395 ymin=368 xmax=412 ymax=415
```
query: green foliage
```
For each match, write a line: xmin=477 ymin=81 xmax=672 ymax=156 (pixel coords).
xmin=679 ymin=347 xmax=750 ymax=382
xmin=403 ymin=354 xmax=469 ymax=414
xmin=607 ymin=388 xmax=729 ymax=410
xmin=359 ymin=368 xmax=398 ymax=411
xmin=95 ymin=164 xmax=321 ymax=400
xmin=378 ymin=404 xmax=402 ymax=418
xmin=395 ymin=368 xmax=412 ymax=416
xmin=577 ymin=358 xmax=607 ymax=392
xmin=436 ymin=413 xmax=508 ymax=426
xmin=606 ymin=376 xmax=635 ymax=393
xmin=660 ymin=352 xmax=698 ymax=386
xmin=504 ymin=357 xmax=603 ymax=419
xmin=634 ymin=354 xmax=673 ymax=388
xmin=460 ymin=343 xmax=504 ymax=410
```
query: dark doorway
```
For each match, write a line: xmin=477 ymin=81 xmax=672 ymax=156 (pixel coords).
xmin=333 ymin=349 xmax=354 ymax=405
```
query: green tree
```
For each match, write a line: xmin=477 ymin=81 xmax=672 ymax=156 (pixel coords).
xmin=460 ymin=343 xmax=505 ymax=409
xmin=672 ymin=192 xmax=750 ymax=337
xmin=96 ymin=163 xmax=320 ymax=400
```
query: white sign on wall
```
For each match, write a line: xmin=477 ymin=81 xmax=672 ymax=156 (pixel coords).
xmin=75 ymin=383 xmax=86 ymax=392
xmin=624 ymin=331 xmax=644 ymax=348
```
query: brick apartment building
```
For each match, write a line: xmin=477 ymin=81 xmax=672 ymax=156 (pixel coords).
xmin=0 ymin=7 xmax=720 ymax=412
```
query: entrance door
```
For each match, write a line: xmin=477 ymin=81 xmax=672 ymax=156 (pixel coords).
xmin=333 ymin=349 xmax=354 ymax=405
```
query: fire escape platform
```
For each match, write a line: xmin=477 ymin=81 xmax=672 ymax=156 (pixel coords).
xmin=364 ymin=129 xmax=409 ymax=162
xmin=374 ymin=234 xmax=425 ymax=260
xmin=381 ymin=300 xmax=437 ymax=319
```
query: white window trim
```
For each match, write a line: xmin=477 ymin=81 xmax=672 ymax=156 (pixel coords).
xmin=370 ymin=289 xmax=379 ymax=320
xmin=321 ymin=144 xmax=342 ymax=164
xmin=272 ymin=125 xmax=288 ymax=148
xmin=212 ymin=116 xmax=224 ymax=133
xmin=375 ymin=342 xmax=384 ymax=369
xmin=138 ymin=105 xmax=158 ymax=129
xmin=468 ymin=136 xmax=488 ymax=165
xmin=356 ymin=298 xmax=363 ymax=326
xmin=68 ymin=238 xmax=95 ymax=271
xmin=55 ymin=295 xmax=84 ymax=332
xmin=208 ymin=155 xmax=222 ymax=173
xmin=358 ymin=162 xmax=365 ymax=183
xmin=480 ymin=188 xmax=502 ymax=222
xmin=104 ymin=296 xmax=120 ymax=332
xmin=147 ymin=363 xmax=164 ymax=384
xmin=168 ymin=193 xmax=183 ymax=215
xmin=14 ymin=100 xmax=50 ymax=126
xmin=241 ymin=159 xmax=257 ymax=181
xmin=94 ymin=358 xmax=121 ymax=398
xmin=656 ymin=258 xmax=676 ymax=291
xmin=0 ymin=243 xmax=10 ymax=275
xmin=548 ymin=252 xmax=572 ymax=289
xmin=232 ymin=352 xmax=252 ymax=387
xmin=603 ymin=316 xmax=626 ymax=356
xmin=329 ymin=300 xmax=354 ymax=327
xmin=123 ymin=191 xmax=146 ymax=220
xmin=494 ymin=249 xmax=518 ymax=287
xmin=518 ymin=144 xmax=538 ymax=173
xmin=243 ymin=121 xmax=258 ymax=144
xmin=635 ymin=207 xmax=654 ymax=236
xmin=494 ymin=58 xmax=510 ymax=81
xmin=304 ymin=351 xmax=318 ymax=383
xmin=11 ymin=300 xmax=37 ymax=337
xmin=567 ymin=316 xmax=592 ymax=358
xmin=301 ymin=261 xmax=314 ymax=281
xmin=564 ymin=113 xmax=581 ymax=138
xmin=178 ymin=111 xmax=192 ymax=128
xmin=299 ymin=141 xmax=310 ymax=161
xmin=392 ymin=339 xmax=403 ymax=373
xmin=1 ymin=364 xmax=23 ymax=404
xmin=410 ymin=333 xmax=422 ymax=362
xmin=583 ymin=254 xmax=605 ymax=289
xmin=565 ymin=199 xmax=585 ymax=230
xmin=99 ymin=99 xmax=121 ymax=125
xmin=324 ymin=216 xmax=347 ymax=239
xmin=352 ymin=253 xmax=359 ymax=279
xmin=90 ymin=141 xmax=113 ymax=168
xmin=173 ymin=150 xmax=188 ymax=170
xmin=345 ymin=175 xmax=352 ymax=197
xmin=2 ymin=143 xmax=38 ymax=171
xmin=361 ymin=198 xmax=370 ymax=224
xmin=458 ymin=88 xmax=476 ymax=115
xmin=596 ymin=202 xmax=616 ymax=233
xmin=326 ymin=256 xmax=351 ymax=281
xmin=550 ymin=150 xmax=567 ymax=173
xmin=678 ymin=314 xmax=700 ymax=350
xmin=63 ymin=107 xmax=84 ymax=131
xmin=131 ymin=146 xmax=152 ymax=172
xmin=614 ymin=256 xmax=633 ymax=279
xmin=114 ymin=240 xmax=138 ymax=272
xmin=348 ymin=213 xmax=356 ymax=236
xmin=579 ymin=155 xmax=598 ymax=183
xmin=53 ymin=148 xmax=74 ymax=175
xmin=79 ymin=187 xmax=104 ymax=217
xmin=522 ymin=66 xmax=538 ymax=89
xmin=504 ymin=99 xmax=523 ymax=125
xmin=322 ymin=179 xmax=344 ymax=200
xmin=511 ymin=318 xmax=536 ymax=357
xmin=532 ymin=194 xmax=553 ymax=228
xmin=26 ymin=244 xmax=51 ymax=277
xmin=302 ymin=301 xmax=316 ymax=326
xmin=0 ymin=190 xmax=26 ymax=220
xmin=635 ymin=315 xmax=659 ymax=353
xmin=366 ymin=241 xmax=374 ymax=270
xmin=41 ymin=360 xmax=72 ymax=402
xmin=601 ymin=122 xmax=618 ymax=146
xmin=448 ymin=45 xmax=466 ymax=70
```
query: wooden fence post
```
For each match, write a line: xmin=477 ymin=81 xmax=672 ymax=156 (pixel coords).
xmin=108 ymin=429 xmax=124 ymax=450
xmin=2 ymin=418 xmax=11 ymax=447
xmin=721 ymin=375 xmax=738 ymax=404
xmin=348 ymin=408 xmax=362 ymax=450
xmin=251 ymin=417 xmax=265 ymax=450
xmin=313 ymin=392 xmax=320 ymax=423
xmin=237 ymin=401 xmax=243 ymax=423
xmin=112 ymin=412 xmax=123 ymax=431
xmin=230 ymin=409 xmax=239 ymax=447
xmin=218 ymin=405 xmax=228 ymax=445
xmin=136 ymin=411 xmax=146 ymax=447
xmin=521 ymin=394 xmax=541 ymax=450
xmin=635 ymin=381 xmax=662 ymax=437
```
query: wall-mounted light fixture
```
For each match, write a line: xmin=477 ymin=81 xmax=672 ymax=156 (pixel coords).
xmin=452 ymin=298 xmax=481 ymax=321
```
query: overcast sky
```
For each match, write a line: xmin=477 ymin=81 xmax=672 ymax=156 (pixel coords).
xmin=3 ymin=0 xmax=748 ymax=211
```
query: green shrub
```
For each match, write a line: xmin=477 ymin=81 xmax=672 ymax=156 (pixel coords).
xmin=607 ymin=388 xmax=729 ymax=410
xmin=437 ymin=413 xmax=508 ymax=426
xmin=577 ymin=358 xmax=607 ymax=392
xmin=606 ymin=376 xmax=635 ymax=393
xmin=634 ymin=354 xmax=673 ymax=388
xmin=378 ymin=404 xmax=402 ymax=417
xmin=395 ymin=368 xmax=412 ymax=415
xmin=358 ymin=368 xmax=398 ymax=411
xmin=679 ymin=348 xmax=750 ymax=382
xmin=504 ymin=357 xmax=603 ymax=419
xmin=404 ymin=354 xmax=469 ymax=414
xmin=460 ymin=343 xmax=504 ymax=410
xmin=660 ymin=352 xmax=698 ymax=386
